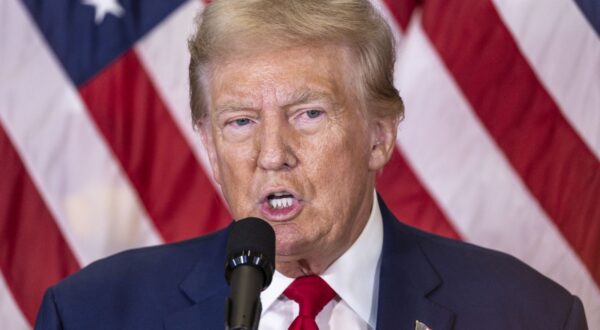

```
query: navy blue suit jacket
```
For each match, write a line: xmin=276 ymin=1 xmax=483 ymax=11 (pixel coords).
xmin=35 ymin=198 xmax=588 ymax=329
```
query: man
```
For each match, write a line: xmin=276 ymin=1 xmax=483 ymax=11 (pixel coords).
xmin=36 ymin=0 xmax=588 ymax=329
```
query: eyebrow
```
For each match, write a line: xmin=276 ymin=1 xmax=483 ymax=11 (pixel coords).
xmin=213 ymin=89 xmax=337 ymax=115
xmin=214 ymin=102 xmax=253 ymax=115
xmin=283 ymin=89 xmax=335 ymax=108
xmin=213 ymin=94 xmax=260 ymax=115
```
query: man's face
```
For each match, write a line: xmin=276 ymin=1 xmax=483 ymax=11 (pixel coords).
xmin=200 ymin=46 xmax=391 ymax=274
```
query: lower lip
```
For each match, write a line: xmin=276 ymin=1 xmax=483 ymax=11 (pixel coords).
xmin=260 ymin=199 xmax=303 ymax=221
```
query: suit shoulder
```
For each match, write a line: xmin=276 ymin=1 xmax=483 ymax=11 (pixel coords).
xmin=38 ymin=228 xmax=230 ymax=329
xmin=53 ymin=227 xmax=228 ymax=296
xmin=403 ymin=225 xmax=581 ymax=325
xmin=413 ymin=227 xmax=571 ymax=297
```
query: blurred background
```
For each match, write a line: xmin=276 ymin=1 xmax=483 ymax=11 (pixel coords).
xmin=1 ymin=0 xmax=598 ymax=328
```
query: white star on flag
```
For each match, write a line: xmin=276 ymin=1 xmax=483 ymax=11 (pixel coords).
xmin=82 ymin=0 xmax=124 ymax=24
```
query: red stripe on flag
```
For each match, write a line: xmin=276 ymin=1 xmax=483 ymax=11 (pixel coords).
xmin=382 ymin=0 xmax=420 ymax=31
xmin=377 ymin=147 xmax=462 ymax=240
xmin=79 ymin=50 xmax=231 ymax=243
xmin=0 ymin=123 xmax=80 ymax=325
xmin=421 ymin=0 xmax=600 ymax=283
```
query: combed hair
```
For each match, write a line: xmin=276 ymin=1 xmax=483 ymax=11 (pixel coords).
xmin=188 ymin=0 xmax=404 ymax=124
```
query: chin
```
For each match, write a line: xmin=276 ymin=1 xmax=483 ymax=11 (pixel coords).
xmin=274 ymin=240 xmax=298 ymax=257
xmin=272 ymin=222 xmax=318 ymax=259
xmin=275 ymin=237 xmax=315 ymax=261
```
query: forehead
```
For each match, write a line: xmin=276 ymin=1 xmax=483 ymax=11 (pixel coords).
xmin=205 ymin=45 xmax=355 ymax=109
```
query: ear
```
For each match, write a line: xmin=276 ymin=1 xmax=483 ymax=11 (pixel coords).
xmin=368 ymin=113 xmax=399 ymax=171
xmin=197 ymin=120 xmax=223 ymax=186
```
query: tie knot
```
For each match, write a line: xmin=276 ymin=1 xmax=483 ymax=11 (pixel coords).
xmin=284 ymin=276 xmax=337 ymax=318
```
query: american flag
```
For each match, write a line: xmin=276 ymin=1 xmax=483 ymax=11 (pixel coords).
xmin=1 ymin=0 xmax=598 ymax=328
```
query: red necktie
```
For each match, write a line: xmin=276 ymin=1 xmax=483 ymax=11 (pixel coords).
xmin=283 ymin=275 xmax=337 ymax=330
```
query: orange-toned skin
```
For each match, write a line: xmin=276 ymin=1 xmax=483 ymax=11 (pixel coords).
xmin=199 ymin=46 xmax=398 ymax=278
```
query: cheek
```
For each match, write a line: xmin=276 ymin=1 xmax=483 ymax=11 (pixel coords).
xmin=303 ymin=128 xmax=371 ymax=197
xmin=214 ymin=142 xmax=257 ymax=212
xmin=216 ymin=133 xmax=256 ymax=173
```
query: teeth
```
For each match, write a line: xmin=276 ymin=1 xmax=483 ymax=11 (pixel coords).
xmin=268 ymin=197 xmax=294 ymax=209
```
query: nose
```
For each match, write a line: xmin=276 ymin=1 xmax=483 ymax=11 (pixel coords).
xmin=257 ymin=115 xmax=298 ymax=171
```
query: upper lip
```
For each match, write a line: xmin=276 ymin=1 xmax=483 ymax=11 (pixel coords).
xmin=259 ymin=186 xmax=302 ymax=203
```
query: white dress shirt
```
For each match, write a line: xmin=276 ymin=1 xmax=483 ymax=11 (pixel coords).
xmin=259 ymin=192 xmax=384 ymax=330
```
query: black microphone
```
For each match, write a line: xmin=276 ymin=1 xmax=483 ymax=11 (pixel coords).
xmin=224 ymin=217 xmax=275 ymax=330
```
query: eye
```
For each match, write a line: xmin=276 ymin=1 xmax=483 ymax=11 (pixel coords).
xmin=304 ymin=109 xmax=323 ymax=119
xmin=235 ymin=118 xmax=251 ymax=126
xmin=228 ymin=118 xmax=252 ymax=127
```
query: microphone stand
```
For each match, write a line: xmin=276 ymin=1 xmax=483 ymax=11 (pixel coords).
xmin=225 ymin=265 xmax=263 ymax=330
xmin=223 ymin=218 xmax=275 ymax=330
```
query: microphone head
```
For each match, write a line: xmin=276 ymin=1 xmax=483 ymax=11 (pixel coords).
xmin=225 ymin=217 xmax=275 ymax=289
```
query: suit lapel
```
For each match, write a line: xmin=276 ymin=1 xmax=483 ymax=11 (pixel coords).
xmin=376 ymin=196 xmax=455 ymax=330
xmin=164 ymin=228 xmax=231 ymax=330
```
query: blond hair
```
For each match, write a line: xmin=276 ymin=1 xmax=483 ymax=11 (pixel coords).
xmin=188 ymin=0 xmax=404 ymax=124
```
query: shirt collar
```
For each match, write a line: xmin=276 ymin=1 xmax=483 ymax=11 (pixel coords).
xmin=261 ymin=192 xmax=383 ymax=327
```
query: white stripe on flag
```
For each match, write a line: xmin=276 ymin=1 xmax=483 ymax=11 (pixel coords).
xmin=0 ymin=274 xmax=30 ymax=330
xmin=394 ymin=16 xmax=600 ymax=324
xmin=493 ymin=0 xmax=600 ymax=159
xmin=0 ymin=0 xmax=162 ymax=266
xmin=136 ymin=0 xmax=219 ymax=188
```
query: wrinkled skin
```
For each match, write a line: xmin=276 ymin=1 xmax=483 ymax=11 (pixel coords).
xmin=199 ymin=45 xmax=398 ymax=277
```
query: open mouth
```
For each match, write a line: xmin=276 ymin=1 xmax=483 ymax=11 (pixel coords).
xmin=260 ymin=190 xmax=303 ymax=221
xmin=267 ymin=192 xmax=295 ymax=209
